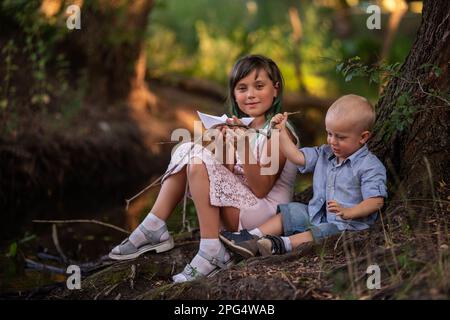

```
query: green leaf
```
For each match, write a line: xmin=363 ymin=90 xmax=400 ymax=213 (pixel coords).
xmin=345 ymin=74 xmax=353 ymax=82
xmin=369 ymin=72 xmax=379 ymax=84
xmin=432 ymin=66 xmax=442 ymax=77
xmin=7 ymin=242 xmax=17 ymax=258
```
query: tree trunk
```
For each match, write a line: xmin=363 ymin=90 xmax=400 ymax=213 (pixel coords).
xmin=66 ymin=0 xmax=154 ymax=105
xmin=288 ymin=6 xmax=307 ymax=93
xmin=369 ymin=0 xmax=450 ymax=201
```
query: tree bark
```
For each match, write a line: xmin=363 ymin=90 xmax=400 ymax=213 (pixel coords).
xmin=369 ymin=0 xmax=450 ymax=201
xmin=65 ymin=0 xmax=154 ymax=105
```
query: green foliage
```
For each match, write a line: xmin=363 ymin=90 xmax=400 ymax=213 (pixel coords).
xmin=167 ymin=200 xmax=199 ymax=233
xmin=148 ymin=0 xmax=342 ymax=94
xmin=335 ymin=57 xmax=448 ymax=141
xmin=148 ymin=0 xmax=418 ymax=100
xmin=4 ymin=231 xmax=36 ymax=258
xmin=6 ymin=242 xmax=17 ymax=258
xmin=146 ymin=25 xmax=191 ymax=77
xmin=331 ymin=269 xmax=353 ymax=296
xmin=0 ymin=39 xmax=18 ymax=112
xmin=397 ymin=251 xmax=421 ymax=275
xmin=194 ymin=20 xmax=242 ymax=83
xmin=1 ymin=38 xmax=19 ymax=136
xmin=419 ymin=63 xmax=442 ymax=78
xmin=0 ymin=0 xmax=74 ymax=136
xmin=381 ymin=93 xmax=417 ymax=141
xmin=335 ymin=56 xmax=402 ymax=86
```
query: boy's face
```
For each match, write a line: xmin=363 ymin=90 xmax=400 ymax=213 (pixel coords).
xmin=325 ymin=116 xmax=370 ymax=162
xmin=233 ymin=69 xmax=278 ymax=118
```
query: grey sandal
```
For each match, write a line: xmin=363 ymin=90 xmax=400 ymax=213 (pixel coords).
xmin=109 ymin=224 xmax=174 ymax=260
xmin=172 ymin=245 xmax=234 ymax=282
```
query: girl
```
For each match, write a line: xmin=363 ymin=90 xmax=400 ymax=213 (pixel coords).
xmin=109 ymin=54 xmax=300 ymax=282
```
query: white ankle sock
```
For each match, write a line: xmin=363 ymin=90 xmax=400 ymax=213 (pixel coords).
xmin=249 ymin=228 xmax=263 ymax=238
xmin=142 ymin=212 xmax=166 ymax=231
xmin=281 ymin=236 xmax=292 ymax=252
xmin=128 ymin=212 xmax=169 ymax=247
xmin=173 ymin=238 xmax=230 ymax=282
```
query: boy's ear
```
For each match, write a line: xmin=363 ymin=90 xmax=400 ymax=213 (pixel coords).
xmin=360 ymin=131 xmax=371 ymax=144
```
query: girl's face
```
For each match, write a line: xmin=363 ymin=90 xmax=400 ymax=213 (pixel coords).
xmin=233 ymin=69 xmax=278 ymax=118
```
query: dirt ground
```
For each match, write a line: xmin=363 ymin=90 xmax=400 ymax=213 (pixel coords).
xmin=46 ymin=206 xmax=449 ymax=300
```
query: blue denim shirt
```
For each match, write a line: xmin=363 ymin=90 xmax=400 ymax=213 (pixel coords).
xmin=298 ymin=144 xmax=387 ymax=231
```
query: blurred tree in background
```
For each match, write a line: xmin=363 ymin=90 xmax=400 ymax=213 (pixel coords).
xmin=147 ymin=0 xmax=421 ymax=98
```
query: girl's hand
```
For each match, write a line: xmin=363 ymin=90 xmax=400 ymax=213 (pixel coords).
xmin=327 ymin=200 xmax=353 ymax=220
xmin=213 ymin=116 xmax=241 ymax=139
xmin=229 ymin=127 xmax=247 ymax=142
xmin=226 ymin=115 xmax=244 ymax=127
xmin=227 ymin=127 xmax=248 ymax=155
xmin=270 ymin=112 xmax=288 ymax=130
xmin=213 ymin=116 xmax=247 ymax=150
xmin=212 ymin=124 xmax=231 ymax=139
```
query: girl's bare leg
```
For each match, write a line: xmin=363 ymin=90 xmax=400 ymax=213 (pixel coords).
xmin=172 ymin=158 xmax=231 ymax=282
xmin=150 ymin=167 xmax=188 ymax=221
xmin=187 ymin=159 xmax=221 ymax=238
xmin=112 ymin=167 xmax=188 ymax=254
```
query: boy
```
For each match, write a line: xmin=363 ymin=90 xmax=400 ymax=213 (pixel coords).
xmin=220 ymin=94 xmax=387 ymax=257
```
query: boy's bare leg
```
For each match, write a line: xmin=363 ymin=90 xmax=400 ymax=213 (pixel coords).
xmin=258 ymin=213 xmax=284 ymax=236
xmin=287 ymin=231 xmax=313 ymax=250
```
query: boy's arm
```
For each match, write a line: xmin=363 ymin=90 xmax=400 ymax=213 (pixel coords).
xmin=328 ymin=156 xmax=387 ymax=220
xmin=271 ymin=112 xmax=305 ymax=166
xmin=279 ymin=128 xmax=305 ymax=166
xmin=327 ymin=197 xmax=384 ymax=220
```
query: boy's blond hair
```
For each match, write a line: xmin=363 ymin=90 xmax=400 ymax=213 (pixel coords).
xmin=326 ymin=94 xmax=375 ymax=132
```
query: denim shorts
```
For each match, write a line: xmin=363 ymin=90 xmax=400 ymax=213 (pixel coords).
xmin=277 ymin=202 xmax=341 ymax=242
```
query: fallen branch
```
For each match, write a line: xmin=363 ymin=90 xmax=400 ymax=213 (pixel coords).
xmin=280 ymin=271 xmax=300 ymax=300
xmin=32 ymin=219 xmax=130 ymax=234
xmin=25 ymin=258 xmax=66 ymax=274
xmin=37 ymin=252 xmax=64 ymax=263
xmin=52 ymin=224 xmax=69 ymax=264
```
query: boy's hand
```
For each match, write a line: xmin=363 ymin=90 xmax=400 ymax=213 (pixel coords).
xmin=327 ymin=200 xmax=353 ymax=220
xmin=270 ymin=112 xmax=288 ymax=131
